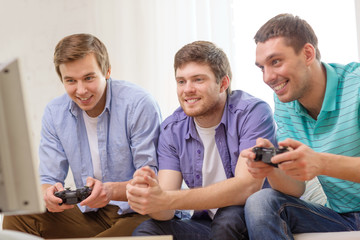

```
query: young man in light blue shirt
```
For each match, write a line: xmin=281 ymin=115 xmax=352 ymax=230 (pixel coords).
xmin=3 ymin=33 xmax=162 ymax=238
xmin=242 ymin=13 xmax=360 ymax=239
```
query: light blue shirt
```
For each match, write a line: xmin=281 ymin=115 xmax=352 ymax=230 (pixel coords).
xmin=39 ymin=79 xmax=161 ymax=214
xmin=274 ymin=62 xmax=360 ymax=213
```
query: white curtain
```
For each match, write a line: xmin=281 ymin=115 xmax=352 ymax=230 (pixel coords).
xmin=356 ymin=0 xmax=360 ymax=60
xmin=93 ymin=0 xmax=234 ymax=118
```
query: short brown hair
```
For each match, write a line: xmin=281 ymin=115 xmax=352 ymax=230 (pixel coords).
xmin=54 ymin=33 xmax=110 ymax=80
xmin=174 ymin=41 xmax=232 ymax=94
xmin=254 ymin=13 xmax=321 ymax=60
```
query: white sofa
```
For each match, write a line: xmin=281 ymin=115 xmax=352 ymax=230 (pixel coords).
xmin=294 ymin=231 xmax=360 ymax=240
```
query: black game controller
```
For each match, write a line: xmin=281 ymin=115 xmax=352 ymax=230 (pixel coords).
xmin=252 ymin=147 xmax=289 ymax=167
xmin=54 ymin=186 xmax=92 ymax=205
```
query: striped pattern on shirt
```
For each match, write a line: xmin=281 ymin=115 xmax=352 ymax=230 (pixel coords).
xmin=274 ymin=62 xmax=360 ymax=213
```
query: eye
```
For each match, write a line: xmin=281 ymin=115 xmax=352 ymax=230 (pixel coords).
xmin=257 ymin=65 xmax=264 ymax=73
xmin=85 ymin=76 xmax=94 ymax=81
xmin=272 ymin=59 xmax=280 ymax=66
xmin=177 ymin=80 xmax=185 ymax=85
xmin=64 ymin=79 xmax=75 ymax=84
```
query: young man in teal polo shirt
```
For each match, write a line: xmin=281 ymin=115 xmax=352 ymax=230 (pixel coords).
xmin=241 ymin=13 xmax=360 ymax=239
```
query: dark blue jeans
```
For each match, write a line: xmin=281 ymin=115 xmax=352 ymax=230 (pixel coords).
xmin=244 ymin=188 xmax=360 ymax=240
xmin=133 ymin=205 xmax=248 ymax=240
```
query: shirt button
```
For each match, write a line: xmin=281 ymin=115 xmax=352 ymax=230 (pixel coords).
xmin=197 ymin=150 xmax=201 ymax=154
xmin=196 ymin=175 xmax=200 ymax=179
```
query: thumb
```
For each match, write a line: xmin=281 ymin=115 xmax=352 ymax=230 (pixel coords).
xmin=86 ymin=176 xmax=95 ymax=187
xmin=279 ymin=138 xmax=302 ymax=150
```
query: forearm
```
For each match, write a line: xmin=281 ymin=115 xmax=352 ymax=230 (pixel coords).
xmin=321 ymin=153 xmax=360 ymax=182
xmin=165 ymin=176 xmax=263 ymax=210
xmin=267 ymin=169 xmax=305 ymax=197
xmin=41 ymin=183 xmax=52 ymax=196
xmin=104 ymin=181 xmax=130 ymax=201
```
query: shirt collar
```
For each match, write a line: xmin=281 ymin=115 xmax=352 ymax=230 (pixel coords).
xmin=294 ymin=62 xmax=338 ymax=115
xmin=68 ymin=78 xmax=112 ymax=118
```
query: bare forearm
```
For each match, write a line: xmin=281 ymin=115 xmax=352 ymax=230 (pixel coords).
xmin=41 ymin=183 xmax=52 ymax=195
xmin=267 ymin=170 xmax=305 ymax=197
xmin=321 ymin=153 xmax=360 ymax=182
xmin=166 ymin=177 xmax=263 ymax=210
xmin=105 ymin=181 xmax=130 ymax=201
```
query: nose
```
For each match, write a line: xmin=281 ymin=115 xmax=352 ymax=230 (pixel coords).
xmin=183 ymin=81 xmax=195 ymax=94
xmin=263 ymin=67 xmax=276 ymax=85
xmin=76 ymin=81 xmax=87 ymax=95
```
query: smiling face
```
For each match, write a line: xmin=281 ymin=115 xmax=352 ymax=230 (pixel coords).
xmin=255 ymin=37 xmax=312 ymax=103
xmin=60 ymin=53 xmax=110 ymax=117
xmin=175 ymin=62 xmax=229 ymax=127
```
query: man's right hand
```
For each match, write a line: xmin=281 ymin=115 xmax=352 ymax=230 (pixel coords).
xmin=42 ymin=183 xmax=74 ymax=212
xmin=242 ymin=137 xmax=277 ymax=179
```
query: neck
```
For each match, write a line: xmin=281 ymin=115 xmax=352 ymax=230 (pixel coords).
xmin=298 ymin=61 xmax=326 ymax=120
xmin=194 ymin=94 xmax=227 ymax=128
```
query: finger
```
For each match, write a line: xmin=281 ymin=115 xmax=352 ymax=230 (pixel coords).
xmin=54 ymin=182 xmax=64 ymax=192
xmin=137 ymin=166 xmax=156 ymax=178
xmin=279 ymin=138 xmax=302 ymax=149
xmin=86 ymin=176 xmax=96 ymax=187
xmin=241 ymin=148 xmax=255 ymax=159
xmin=255 ymin=138 xmax=273 ymax=148
xmin=126 ymin=183 xmax=143 ymax=198
xmin=144 ymin=175 xmax=158 ymax=188
xmin=80 ymin=180 xmax=99 ymax=206
xmin=131 ymin=175 xmax=148 ymax=185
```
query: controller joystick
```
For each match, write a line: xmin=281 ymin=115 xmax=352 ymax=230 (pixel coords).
xmin=54 ymin=186 xmax=92 ymax=205
xmin=252 ymin=147 xmax=289 ymax=167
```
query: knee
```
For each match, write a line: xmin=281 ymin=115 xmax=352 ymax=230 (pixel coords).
xmin=213 ymin=206 xmax=245 ymax=227
xmin=211 ymin=206 xmax=247 ymax=236
xmin=132 ymin=219 xmax=166 ymax=236
xmin=246 ymin=188 xmax=281 ymax=211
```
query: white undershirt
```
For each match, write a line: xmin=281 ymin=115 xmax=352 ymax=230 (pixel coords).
xmin=83 ymin=111 xmax=102 ymax=180
xmin=195 ymin=122 xmax=227 ymax=219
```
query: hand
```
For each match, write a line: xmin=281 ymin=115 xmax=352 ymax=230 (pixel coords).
xmin=126 ymin=167 xmax=167 ymax=215
xmin=44 ymin=183 xmax=74 ymax=212
xmin=272 ymin=138 xmax=323 ymax=181
xmin=242 ymin=138 xmax=276 ymax=178
xmin=80 ymin=177 xmax=112 ymax=208
xmin=133 ymin=166 xmax=157 ymax=188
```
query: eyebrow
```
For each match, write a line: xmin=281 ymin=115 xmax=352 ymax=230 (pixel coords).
xmin=176 ymin=74 xmax=207 ymax=79
xmin=63 ymin=72 xmax=97 ymax=80
xmin=255 ymin=53 xmax=282 ymax=67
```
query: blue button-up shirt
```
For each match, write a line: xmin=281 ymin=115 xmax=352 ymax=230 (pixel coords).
xmin=158 ymin=90 xmax=276 ymax=188
xmin=39 ymin=79 xmax=161 ymax=214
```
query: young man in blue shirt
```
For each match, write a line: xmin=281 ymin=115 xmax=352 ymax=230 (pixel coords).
xmin=126 ymin=41 xmax=277 ymax=239
xmin=242 ymin=13 xmax=360 ymax=239
xmin=3 ymin=33 xmax=162 ymax=238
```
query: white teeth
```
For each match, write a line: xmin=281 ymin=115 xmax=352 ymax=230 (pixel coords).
xmin=80 ymin=97 xmax=90 ymax=101
xmin=187 ymin=99 xmax=198 ymax=103
xmin=274 ymin=82 xmax=286 ymax=91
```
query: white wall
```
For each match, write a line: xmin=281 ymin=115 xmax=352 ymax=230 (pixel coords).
xmin=0 ymin=0 xmax=360 ymax=230
xmin=0 ymin=0 xmax=234 ymax=160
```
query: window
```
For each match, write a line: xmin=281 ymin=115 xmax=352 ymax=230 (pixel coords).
xmin=231 ymin=0 xmax=358 ymax=109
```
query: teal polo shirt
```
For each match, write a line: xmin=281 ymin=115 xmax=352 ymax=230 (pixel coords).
xmin=274 ymin=62 xmax=360 ymax=213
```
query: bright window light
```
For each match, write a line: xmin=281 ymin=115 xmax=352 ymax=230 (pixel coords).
xmin=231 ymin=0 xmax=358 ymax=110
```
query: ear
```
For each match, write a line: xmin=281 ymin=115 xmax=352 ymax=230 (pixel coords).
xmin=220 ymin=75 xmax=230 ymax=93
xmin=303 ymin=43 xmax=316 ymax=66
xmin=105 ymin=67 xmax=111 ymax=80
